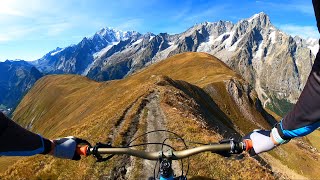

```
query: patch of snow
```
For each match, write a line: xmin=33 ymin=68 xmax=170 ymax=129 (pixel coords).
xmin=306 ymin=38 xmax=317 ymax=44
xmin=269 ymin=31 xmax=276 ymax=44
xmin=93 ymin=42 xmax=119 ymax=59
xmin=168 ymin=41 xmax=174 ymax=46
xmin=225 ymin=31 xmax=235 ymax=48
xmin=83 ymin=42 xmax=119 ymax=76
xmin=306 ymin=38 xmax=319 ymax=56
xmin=253 ymin=40 xmax=264 ymax=59
xmin=248 ymin=13 xmax=260 ymax=23
xmin=132 ymin=39 xmax=143 ymax=46
xmin=115 ymin=31 xmax=121 ymax=40
xmin=228 ymin=37 xmax=242 ymax=51
xmin=197 ymin=36 xmax=215 ymax=52
xmin=308 ymin=44 xmax=319 ymax=56
xmin=82 ymin=59 xmax=96 ymax=76
xmin=215 ymin=32 xmax=229 ymax=43
xmin=51 ymin=48 xmax=64 ymax=56
xmin=149 ymin=36 xmax=155 ymax=41
xmin=151 ymin=43 xmax=178 ymax=63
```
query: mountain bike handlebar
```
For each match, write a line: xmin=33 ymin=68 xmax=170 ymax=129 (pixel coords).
xmin=77 ymin=139 xmax=253 ymax=161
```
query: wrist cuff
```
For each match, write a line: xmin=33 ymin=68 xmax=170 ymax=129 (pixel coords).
xmin=41 ymin=138 xmax=53 ymax=154
xmin=271 ymin=127 xmax=289 ymax=144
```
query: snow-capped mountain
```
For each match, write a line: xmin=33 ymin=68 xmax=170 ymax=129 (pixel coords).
xmin=31 ymin=28 xmax=141 ymax=75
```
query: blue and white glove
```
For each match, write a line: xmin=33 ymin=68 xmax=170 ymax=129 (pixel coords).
xmin=244 ymin=130 xmax=275 ymax=155
xmin=243 ymin=128 xmax=289 ymax=155
xmin=53 ymin=136 xmax=90 ymax=160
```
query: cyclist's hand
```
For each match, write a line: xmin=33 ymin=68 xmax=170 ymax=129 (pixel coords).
xmin=243 ymin=130 xmax=276 ymax=155
xmin=52 ymin=136 xmax=90 ymax=160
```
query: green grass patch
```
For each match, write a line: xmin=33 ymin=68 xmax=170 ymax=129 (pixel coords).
xmin=266 ymin=95 xmax=294 ymax=117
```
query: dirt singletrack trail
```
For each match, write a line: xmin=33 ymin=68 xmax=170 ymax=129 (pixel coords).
xmin=142 ymin=91 xmax=181 ymax=179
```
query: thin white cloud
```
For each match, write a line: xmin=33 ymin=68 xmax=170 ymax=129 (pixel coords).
xmin=279 ymin=24 xmax=320 ymax=39
xmin=256 ymin=0 xmax=314 ymax=16
xmin=0 ymin=0 xmax=85 ymax=42
xmin=116 ymin=19 xmax=144 ymax=31
xmin=46 ymin=22 xmax=74 ymax=36
xmin=184 ymin=4 xmax=229 ymax=23
xmin=289 ymin=3 xmax=314 ymax=16
xmin=0 ymin=26 xmax=38 ymax=42
xmin=0 ymin=21 xmax=74 ymax=43
xmin=0 ymin=1 xmax=28 ymax=17
xmin=0 ymin=0 xmax=63 ymax=19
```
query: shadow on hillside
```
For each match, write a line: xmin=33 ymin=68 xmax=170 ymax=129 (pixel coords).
xmin=167 ymin=78 xmax=242 ymax=140
xmin=157 ymin=76 xmax=274 ymax=171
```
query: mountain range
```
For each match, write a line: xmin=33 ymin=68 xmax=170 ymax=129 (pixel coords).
xmin=1 ymin=12 xmax=319 ymax=116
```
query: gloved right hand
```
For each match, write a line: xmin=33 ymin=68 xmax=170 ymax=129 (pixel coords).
xmin=243 ymin=130 xmax=276 ymax=155
xmin=243 ymin=125 xmax=291 ymax=155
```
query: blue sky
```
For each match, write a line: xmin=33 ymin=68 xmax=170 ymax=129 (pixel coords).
xmin=0 ymin=0 xmax=319 ymax=61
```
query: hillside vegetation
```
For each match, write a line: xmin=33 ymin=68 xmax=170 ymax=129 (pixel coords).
xmin=1 ymin=52 xmax=318 ymax=179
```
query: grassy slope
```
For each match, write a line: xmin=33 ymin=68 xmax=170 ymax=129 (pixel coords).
xmin=1 ymin=52 xmax=318 ymax=179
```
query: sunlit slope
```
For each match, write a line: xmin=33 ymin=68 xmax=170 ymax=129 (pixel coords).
xmin=14 ymin=52 xmax=268 ymax=139
xmin=2 ymin=52 xmax=318 ymax=179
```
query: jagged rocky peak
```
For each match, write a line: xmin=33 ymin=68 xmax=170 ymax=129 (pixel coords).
xmin=80 ymin=37 xmax=89 ymax=46
xmin=143 ymin=32 xmax=156 ymax=38
xmin=246 ymin=12 xmax=271 ymax=27
xmin=93 ymin=27 xmax=141 ymax=42
xmin=183 ymin=20 xmax=234 ymax=38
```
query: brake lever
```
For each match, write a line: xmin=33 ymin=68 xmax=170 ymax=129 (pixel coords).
xmin=210 ymin=139 xmax=243 ymax=157
xmin=92 ymin=142 xmax=114 ymax=162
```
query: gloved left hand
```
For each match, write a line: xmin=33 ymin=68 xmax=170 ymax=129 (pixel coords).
xmin=53 ymin=136 xmax=90 ymax=160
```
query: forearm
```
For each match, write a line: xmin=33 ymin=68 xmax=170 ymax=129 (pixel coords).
xmin=0 ymin=112 xmax=52 ymax=156
xmin=279 ymin=48 xmax=320 ymax=139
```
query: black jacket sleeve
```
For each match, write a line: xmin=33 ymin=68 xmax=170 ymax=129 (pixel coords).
xmin=279 ymin=0 xmax=320 ymax=139
xmin=0 ymin=112 xmax=52 ymax=155
xmin=313 ymin=0 xmax=320 ymax=33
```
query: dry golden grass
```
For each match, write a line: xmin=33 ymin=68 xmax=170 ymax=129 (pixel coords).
xmin=2 ymin=52 xmax=319 ymax=179
xmin=158 ymin=82 xmax=275 ymax=179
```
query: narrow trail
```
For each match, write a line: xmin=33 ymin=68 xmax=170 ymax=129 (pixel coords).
xmin=105 ymin=91 xmax=181 ymax=179
xmin=143 ymin=92 xmax=168 ymax=179
xmin=107 ymin=96 xmax=147 ymax=179
xmin=142 ymin=91 xmax=182 ymax=179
